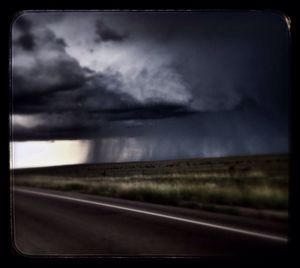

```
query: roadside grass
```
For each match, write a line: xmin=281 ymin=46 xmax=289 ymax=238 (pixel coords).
xmin=13 ymin=170 xmax=288 ymax=212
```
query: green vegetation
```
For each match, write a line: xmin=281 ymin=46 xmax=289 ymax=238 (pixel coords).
xmin=13 ymin=155 xmax=289 ymax=219
xmin=14 ymin=165 xmax=288 ymax=211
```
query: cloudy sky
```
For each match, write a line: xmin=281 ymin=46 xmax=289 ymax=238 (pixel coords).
xmin=11 ymin=11 xmax=289 ymax=168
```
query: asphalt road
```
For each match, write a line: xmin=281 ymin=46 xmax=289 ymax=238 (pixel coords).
xmin=12 ymin=187 xmax=288 ymax=256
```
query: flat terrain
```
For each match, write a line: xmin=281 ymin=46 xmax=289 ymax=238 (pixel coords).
xmin=13 ymin=187 xmax=288 ymax=256
xmin=13 ymin=154 xmax=289 ymax=217
xmin=12 ymin=154 xmax=289 ymax=255
xmin=13 ymin=153 xmax=289 ymax=179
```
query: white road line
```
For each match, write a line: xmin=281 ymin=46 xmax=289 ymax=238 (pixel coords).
xmin=14 ymin=188 xmax=288 ymax=243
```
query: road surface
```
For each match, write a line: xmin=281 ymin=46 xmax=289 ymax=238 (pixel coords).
xmin=12 ymin=186 xmax=288 ymax=256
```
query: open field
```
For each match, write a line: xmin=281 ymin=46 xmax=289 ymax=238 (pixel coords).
xmin=12 ymin=154 xmax=289 ymax=219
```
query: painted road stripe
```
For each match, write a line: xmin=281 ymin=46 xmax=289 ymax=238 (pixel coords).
xmin=14 ymin=188 xmax=288 ymax=243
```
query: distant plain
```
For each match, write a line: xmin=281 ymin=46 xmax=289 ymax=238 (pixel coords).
xmin=13 ymin=154 xmax=289 ymax=220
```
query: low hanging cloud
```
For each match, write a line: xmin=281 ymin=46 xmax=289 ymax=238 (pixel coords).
xmin=11 ymin=15 xmax=196 ymax=141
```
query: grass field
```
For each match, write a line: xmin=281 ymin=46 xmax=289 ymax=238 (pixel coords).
xmin=12 ymin=154 xmax=289 ymax=219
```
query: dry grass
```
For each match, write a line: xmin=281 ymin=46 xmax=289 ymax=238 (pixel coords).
xmin=13 ymin=154 xmax=289 ymax=213
xmin=14 ymin=169 xmax=288 ymax=210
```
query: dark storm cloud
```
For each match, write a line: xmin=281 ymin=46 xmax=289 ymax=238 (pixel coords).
xmin=13 ymin=56 xmax=87 ymax=97
xmin=13 ymin=64 xmax=194 ymax=118
xmin=94 ymin=19 xmax=128 ymax=42
xmin=13 ymin=95 xmax=284 ymax=143
xmin=11 ymin=17 xmax=195 ymax=141
xmin=106 ymin=103 xmax=197 ymax=121
xmin=16 ymin=32 xmax=36 ymax=51
xmin=111 ymin=11 xmax=289 ymax=118
xmin=86 ymin=98 xmax=288 ymax=163
xmin=12 ymin=86 xmax=195 ymax=141
xmin=12 ymin=122 xmax=97 ymax=141
xmin=13 ymin=22 xmax=87 ymax=98
xmin=14 ymin=17 xmax=36 ymax=51
xmin=11 ymin=12 xmax=289 ymax=160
